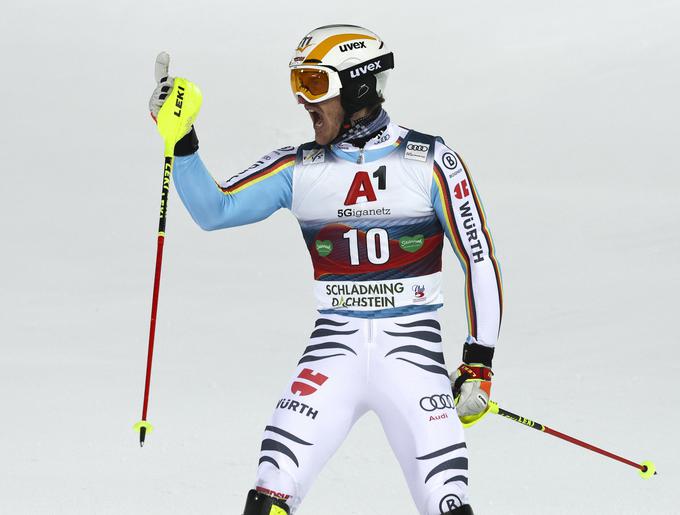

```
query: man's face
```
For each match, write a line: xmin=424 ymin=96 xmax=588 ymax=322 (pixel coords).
xmin=299 ymin=96 xmax=345 ymax=145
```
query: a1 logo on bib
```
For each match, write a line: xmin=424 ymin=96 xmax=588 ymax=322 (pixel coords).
xmin=344 ymin=166 xmax=387 ymax=206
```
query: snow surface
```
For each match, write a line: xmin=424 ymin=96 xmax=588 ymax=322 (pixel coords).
xmin=1 ymin=1 xmax=678 ymax=513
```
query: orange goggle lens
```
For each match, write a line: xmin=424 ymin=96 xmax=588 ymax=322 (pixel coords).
xmin=290 ymin=68 xmax=330 ymax=100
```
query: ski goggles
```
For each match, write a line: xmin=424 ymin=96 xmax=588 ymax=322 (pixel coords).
xmin=290 ymin=66 xmax=342 ymax=103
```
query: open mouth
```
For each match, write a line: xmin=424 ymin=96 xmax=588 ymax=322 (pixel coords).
xmin=306 ymin=106 xmax=324 ymax=128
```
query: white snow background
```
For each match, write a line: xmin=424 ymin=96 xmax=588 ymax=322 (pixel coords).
xmin=1 ymin=1 xmax=678 ymax=514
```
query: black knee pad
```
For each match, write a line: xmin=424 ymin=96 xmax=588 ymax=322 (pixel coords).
xmin=442 ymin=504 xmax=474 ymax=515
xmin=242 ymin=489 xmax=290 ymax=515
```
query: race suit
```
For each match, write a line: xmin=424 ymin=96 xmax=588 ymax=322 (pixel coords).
xmin=172 ymin=122 xmax=503 ymax=514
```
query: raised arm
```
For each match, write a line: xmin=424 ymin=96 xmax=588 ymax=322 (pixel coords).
xmin=172 ymin=143 xmax=296 ymax=231
xmin=147 ymin=52 xmax=295 ymax=232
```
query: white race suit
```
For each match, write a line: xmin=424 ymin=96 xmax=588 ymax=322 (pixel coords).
xmin=172 ymin=122 xmax=503 ymax=514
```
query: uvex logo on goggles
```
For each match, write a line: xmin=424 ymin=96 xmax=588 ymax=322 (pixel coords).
xmin=339 ymin=52 xmax=394 ymax=82
xmin=349 ymin=60 xmax=381 ymax=78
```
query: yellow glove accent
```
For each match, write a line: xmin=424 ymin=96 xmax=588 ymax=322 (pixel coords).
xmin=460 ymin=404 xmax=492 ymax=427
xmin=453 ymin=364 xmax=493 ymax=427
xmin=156 ymin=77 xmax=202 ymax=155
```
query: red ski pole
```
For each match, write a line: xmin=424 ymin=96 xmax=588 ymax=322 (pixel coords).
xmin=488 ymin=401 xmax=657 ymax=479
xmin=134 ymin=75 xmax=202 ymax=446
xmin=133 ymin=157 xmax=171 ymax=447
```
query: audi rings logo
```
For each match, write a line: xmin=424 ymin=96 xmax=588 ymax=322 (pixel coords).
xmin=406 ymin=143 xmax=429 ymax=153
xmin=419 ymin=394 xmax=454 ymax=412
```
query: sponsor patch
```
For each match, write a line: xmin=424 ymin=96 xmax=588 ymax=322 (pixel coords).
xmin=441 ymin=152 xmax=459 ymax=170
xmin=337 ymin=207 xmax=391 ymax=218
xmin=453 ymin=179 xmax=470 ymax=199
xmin=302 ymin=147 xmax=325 ymax=165
xmin=404 ymin=142 xmax=430 ymax=162
xmin=315 ymin=240 xmax=333 ymax=257
xmin=399 ymin=235 xmax=424 ymax=253
xmin=339 ymin=41 xmax=367 ymax=52
xmin=349 ymin=59 xmax=382 ymax=78
xmin=291 ymin=368 xmax=328 ymax=396
xmin=459 ymin=201 xmax=484 ymax=263
xmin=440 ymin=494 xmax=462 ymax=513
xmin=315 ymin=274 xmax=441 ymax=312
xmin=420 ymin=394 xmax=454 ymax=412
xmin=412 ymin=284 xmax=426 ymax=302
xmin=276 ymin=398 xmax=319 ymax=420
xmin=372 ymin=130 xmax=390 ymax=144
xmin=257 ymin=486 xmax=291 ymax=501
xmin=296 ymin=36 xmax=313 ymax=52
xmin=326 ymin=282 xmax=405 ymax=309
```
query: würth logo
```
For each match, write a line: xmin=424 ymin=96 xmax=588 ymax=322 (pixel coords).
xmin=291 ymin=368 xmax=328 ymax=396
xmin=453 ymin=179 xmax=470 ymax=199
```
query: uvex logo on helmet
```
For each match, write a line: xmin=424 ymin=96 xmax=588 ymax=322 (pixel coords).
xmin=339 ymin=41 xmax=367 ymax=52
xmin=349 ymin=60 xmax=382 ymax=79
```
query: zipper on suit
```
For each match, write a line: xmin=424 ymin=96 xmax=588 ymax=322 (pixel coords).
xmin=365 ymin=318 xmax=375 ymax=381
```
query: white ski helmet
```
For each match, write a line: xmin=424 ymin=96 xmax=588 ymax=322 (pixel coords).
xmin=289 ymin=24 xmax=394 ymax=114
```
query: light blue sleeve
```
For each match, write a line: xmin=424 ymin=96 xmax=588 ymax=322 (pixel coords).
xmin=172 ymin=148 xmax=295 ymax=231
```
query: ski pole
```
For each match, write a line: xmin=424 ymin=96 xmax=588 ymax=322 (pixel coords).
xmin=132 ymin=153 xmax=171 ymax=447
xmin=134 ymin=76 xmax=202 ymax=447
xmin=488 ymin=401 xmax=656 ymax=479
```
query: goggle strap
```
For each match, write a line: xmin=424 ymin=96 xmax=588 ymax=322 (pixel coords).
xmin=338 ymin=52 xmax=394 ymax=83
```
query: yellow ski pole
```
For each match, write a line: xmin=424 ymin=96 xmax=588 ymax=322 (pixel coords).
xmin=488 ymin=401 xmax=656 ymax=479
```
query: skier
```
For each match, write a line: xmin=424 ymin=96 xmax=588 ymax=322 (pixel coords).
xmin=149 ymin=25 xmax=502 ymax=515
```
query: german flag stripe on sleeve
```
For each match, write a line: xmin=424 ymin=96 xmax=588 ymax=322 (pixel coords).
xmin=219 ymin=155 xmax=295 ymax=195
xmin=456 ymin=154 xmax=504 ymax=326
xmin=433 ymin=163 xmax=477 ymax=338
